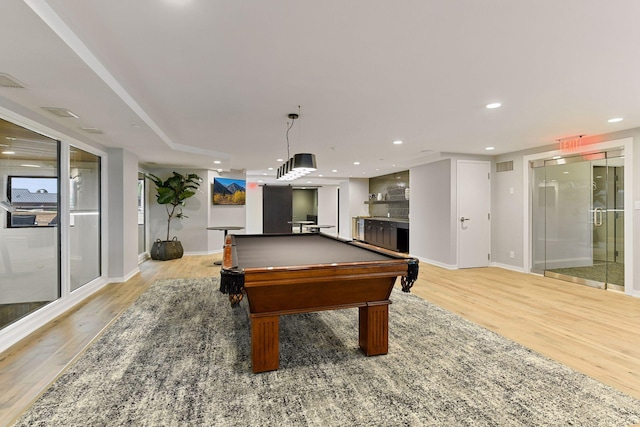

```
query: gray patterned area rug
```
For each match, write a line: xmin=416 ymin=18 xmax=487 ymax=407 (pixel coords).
xmin=13 ymin=278 xmax=640 ymax=427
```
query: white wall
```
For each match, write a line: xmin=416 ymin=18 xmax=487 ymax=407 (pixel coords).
xmin=244 ymin=182 xmax=337 ymax=236
xmin=338 ymin=178 xmax=369 ymax=240
xmin=246 ymin=181 xmax=263 ymax=234
xmin=410 ymin=159 xmax=455 ymax=267
xmin=208 ymin=170 xmax=247 ymax=251
xmin=147 ymin=167 xmax=209 ymax=255
xmin=107 ymin=148 xmax=140 ymax=280
xmin=490 ymin=151 xmax=526 ymax=270
xmin=317 ymin=185 xmax=338 ymax=236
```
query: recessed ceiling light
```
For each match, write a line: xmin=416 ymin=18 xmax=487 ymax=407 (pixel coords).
xmin=486 ymin=102 xmax=502 ymax=109
xmin=485 ymin=146 xmax=495 ymax=151
xmin=2 ymin=151 xmax=15 ymax=154
xmin=332 ymin=169 xmax=338 ymax=173
xmin=353 ymin=161 xmax=360 ymax=165
xmin=267 ymin=167 xmax=273 ymax=170
xmin=608 ymin=117 xmax=623 ymax=123
xmin=276 ymin=158 xmax=284 ymax=162
xmin=213 ymin=160 xmax=221 ymax=164
xmin=393 ymin=140 xmax=403 ymax=145
xmin=318 ymin=174 xmax=324 ymax=177
xmin=262 ymin=173 xmax=267 ymax=176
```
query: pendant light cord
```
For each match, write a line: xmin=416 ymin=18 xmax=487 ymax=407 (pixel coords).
xmin=285 ymin=115 xmax=296 ymax=159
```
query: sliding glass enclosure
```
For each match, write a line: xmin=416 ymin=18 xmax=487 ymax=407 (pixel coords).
xmin=531 ymin=150 xmax=624 ymax=290
xmin=0 ymin=117 xmax=104 ymax=330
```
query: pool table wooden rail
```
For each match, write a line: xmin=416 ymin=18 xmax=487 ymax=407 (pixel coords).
xmin=219 ymin=233 xmax=418 ymax=373
xmin=242 ymin=264 xmax=404 ymax=314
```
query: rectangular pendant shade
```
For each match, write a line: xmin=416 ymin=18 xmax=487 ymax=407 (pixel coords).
xmin=292 ymin=153 xmax=316 ymax=171
xmin=277 ymin=153 xmax=317 ymax=180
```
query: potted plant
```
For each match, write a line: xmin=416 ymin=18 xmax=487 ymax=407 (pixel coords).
xmin=146 ymin=171 xmax=202 ymax=260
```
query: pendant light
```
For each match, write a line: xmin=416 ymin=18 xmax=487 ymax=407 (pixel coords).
xmin=277 ymin=111 xmax=317 ymax=181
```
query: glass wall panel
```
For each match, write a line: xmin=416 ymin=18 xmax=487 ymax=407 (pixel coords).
xmin=0 ymin=118 xmax=59 ymax=329
xmin=531 ymin=151 xmax=625 ymax=290
xmin=69 ymin=148 xmax=100 ymax=291
xmin=544 ymin=160 xmax=593 ymax=272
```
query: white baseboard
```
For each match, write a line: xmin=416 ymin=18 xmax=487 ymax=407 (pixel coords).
xmin=417 ymin=257 xmax=458 ymax=270
xmin=627 ymin=289 xmax=640 ymax=298
xmin=108 ymin=267 xmax=140 ymax=284
xmin=184 ymin=249 xmax=221 ymax=256
xmin=490 ymin=262 xmax=526 ymax=273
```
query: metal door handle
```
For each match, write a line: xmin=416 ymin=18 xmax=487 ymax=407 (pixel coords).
xmin=460 ymin=217 xmax=470 ymax=223
xmin=594 ymin=207 xmax=603 ymax=227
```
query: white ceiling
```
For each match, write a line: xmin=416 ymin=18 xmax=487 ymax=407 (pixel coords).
xmin=1 ymin=0 xmax=639 ymax=184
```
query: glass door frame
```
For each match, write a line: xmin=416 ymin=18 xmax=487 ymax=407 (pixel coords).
xmin=523 ymin=137 xmax=633 ymax=295
xmin=534 ymin=151 xmax=613 ymax=289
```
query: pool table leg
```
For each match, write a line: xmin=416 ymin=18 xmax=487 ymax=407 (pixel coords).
xmin=358 ymin=302 xmax=389 ymax=356
xmin=251 ymin=315 xmax=280 ymax=373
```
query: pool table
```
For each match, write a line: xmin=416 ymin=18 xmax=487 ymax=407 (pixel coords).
xmin=219 ymin=233 xmax=419 ymax=373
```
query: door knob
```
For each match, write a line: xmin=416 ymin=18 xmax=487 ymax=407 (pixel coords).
xmin=460 ymin=217 xmax=470 ymax=223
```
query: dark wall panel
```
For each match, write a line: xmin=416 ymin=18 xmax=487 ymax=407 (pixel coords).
xmin=263 ymin=185 xmax=292 ymax=234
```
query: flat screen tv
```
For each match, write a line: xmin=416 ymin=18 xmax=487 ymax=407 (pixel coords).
xmin=213 ymin=177 xmax=246 ymax=205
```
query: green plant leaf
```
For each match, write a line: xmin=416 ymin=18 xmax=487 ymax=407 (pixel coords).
xmin=148 ymin=171 xmax=202 ymax=239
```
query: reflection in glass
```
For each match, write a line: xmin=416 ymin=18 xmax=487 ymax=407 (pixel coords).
xmin=7 ymin=176 xmax=58 ymax=227
xmin=69 ymin=148 xmax=101 ymax=291
xmin=0 ymin=118 xmax=59 ymax=329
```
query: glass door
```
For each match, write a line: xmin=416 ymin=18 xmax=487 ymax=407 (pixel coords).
xmin=69 ymin=147 xmax=101 ymax=291
xmin=138 ymin=172 xmax=146 ymax=256
xmin=531 ymin=150 xmax=624 ymax=290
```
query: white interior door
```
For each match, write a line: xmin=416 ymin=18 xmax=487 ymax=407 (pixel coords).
xmin=458 ymin=160 xmax=491 ymax=268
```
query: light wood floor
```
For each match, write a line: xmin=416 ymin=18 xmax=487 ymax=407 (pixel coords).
xmin=1 ymin=255 xmax=639 ymax=426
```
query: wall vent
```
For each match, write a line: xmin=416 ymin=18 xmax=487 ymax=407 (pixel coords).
xmin=0 ymin=73 xmax=26 ymax=88
xmin=496 ymin=160 xmax=514 ymax=172
xmin=79 ymin=127 xmax=103 ymax=134
xmin=41 ymin=107 xmax=80 ymax=118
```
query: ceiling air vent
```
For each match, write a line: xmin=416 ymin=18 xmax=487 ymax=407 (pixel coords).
xmin=0 ymin=73 xmax=26 ymax=88
xmin=41 ymin=107 xmax=79 ymax=118
xmin=496 ymin=160 xmax=514 ymax=173
xmin=79 ymin=127 xmax=103 ymax=134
